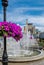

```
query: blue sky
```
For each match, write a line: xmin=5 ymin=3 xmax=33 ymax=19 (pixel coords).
xmin=0 ymin=0 xmax=44 ymax=31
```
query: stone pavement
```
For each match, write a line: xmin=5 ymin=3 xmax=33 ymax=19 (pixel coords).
xmin=0 ymin=58 xmax=44 ymax=65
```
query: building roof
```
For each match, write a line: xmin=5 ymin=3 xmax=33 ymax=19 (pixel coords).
xmin=28 ymin=23 xmax=32 ymax=25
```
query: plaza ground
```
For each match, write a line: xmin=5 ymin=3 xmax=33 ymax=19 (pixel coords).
xmin=0 ymin=58 xmax=44 ymax=65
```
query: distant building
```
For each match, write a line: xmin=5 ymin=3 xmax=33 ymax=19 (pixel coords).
xmin=24 ymin=19 xmax=36 ymax=34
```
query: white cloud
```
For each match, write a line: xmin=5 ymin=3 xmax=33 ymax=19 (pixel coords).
xmin=15 ymin=7 xmax=44 ymax=10
xmin=6 ymin=7 xmax=44 ymax=32
xmin=7 ymin=7 xmax=44 ymax=16
xmin=28 ymin=16 xmax=44 ymax=25
xmin=7 ymin=11 xmax=44 ymax=25
xmin=36 ymin=26 xmax=44 ymax=32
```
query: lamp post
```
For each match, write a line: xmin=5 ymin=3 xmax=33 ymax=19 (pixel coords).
xmin=2 ymin=0 xmax=8 ymax=65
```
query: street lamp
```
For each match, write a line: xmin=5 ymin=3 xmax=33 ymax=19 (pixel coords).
xmin=2 ymin=0 xmax=8 ymax=65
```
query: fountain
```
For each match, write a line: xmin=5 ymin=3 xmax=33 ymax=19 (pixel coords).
xmin=0 ymin=34 xmax=44 ymax=62
xmin=0 ymin=23 xmax=44 ymax=62
xmin=6 ymin=21 xmax=37 ymax=57
xmin=6 ymin=22 xmax=39 ymax=57
xmin=6 ymin=22 xmax=44 ymax=61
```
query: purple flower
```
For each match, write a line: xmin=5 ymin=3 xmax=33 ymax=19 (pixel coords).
xmin=0 ymin=22 xmax=23 ymax=41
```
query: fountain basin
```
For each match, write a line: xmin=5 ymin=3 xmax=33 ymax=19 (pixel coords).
xmin=0 ymin=37 xmax=44 ymax=62
xmin=7 ymin=50 xmax=44 ymax=62
xmin=8 ymin=50 xmax=40 ymax=57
